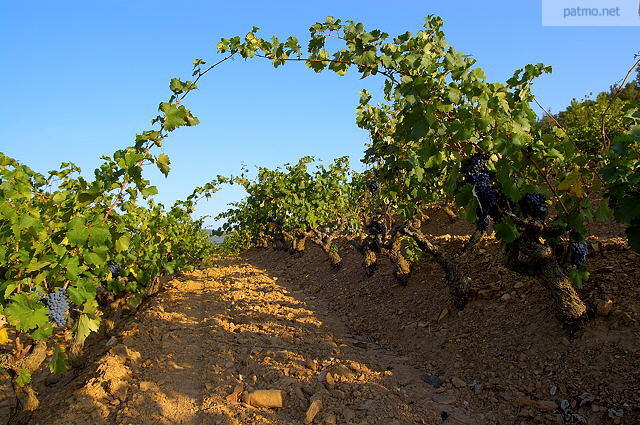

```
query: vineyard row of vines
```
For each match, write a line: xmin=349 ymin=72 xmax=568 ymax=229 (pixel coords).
xmin=1 ymin=15 xmax=639 ymax=418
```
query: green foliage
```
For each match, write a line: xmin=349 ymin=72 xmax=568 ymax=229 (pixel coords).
xmin=602 ymin=107 xmax=640 ymax=252
xmin=401 ymin=236 xmax=423 ymax=264
xmin=555 ymin=92 xmax=630 ymax=154
xmin=217 ymin=157 xmax=364 ymax=250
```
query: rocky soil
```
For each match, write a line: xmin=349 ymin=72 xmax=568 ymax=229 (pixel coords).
xmin=15 ymin=260 xmax=480 ymax=425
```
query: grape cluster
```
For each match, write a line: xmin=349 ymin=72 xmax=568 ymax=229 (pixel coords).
xmin=107 ymin=261 xmax=121 ymax=279
xmin=569 ymin=242 xmax=588 ymax=267
xmin=368 ymin=180 xmax=379 ymax=195
xmin=520 ymin=193 xmax=547 ymax=220
xmin=44 ymin=289 xmax=70 ymax=326
xmin=476 ymin=209 xmax=490 ymax=231
xmin=465 ymin=153 xmax=501 ymax=229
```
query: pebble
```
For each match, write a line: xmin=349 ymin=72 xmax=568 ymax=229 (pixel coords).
xmin=451 ymin=377 xmax=466 ymax=388
xmin=305 ymin=399 xmax=322 ymax=424
xmin=324 ymin=414 xmax=337 ymax=425
xmin=328 ymin=364 xmax=355 ymax=380
xmin=438 ymin=308 xmax=449 ymax=322
xmin=421 ymin=375 xmax=445 ymax=388
xmin=342 ymin=408 xmax=355 ymax=422
xmin=596 ymin=299 xmax=613 ymax=316
xmin=325 ymin=373 xmax=335 ymax=388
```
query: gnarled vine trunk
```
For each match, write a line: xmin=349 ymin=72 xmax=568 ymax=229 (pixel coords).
xmin=403 ymin=226 xmax=471 ymax=309
xmin=388 ymin=232 xmax=411 ymax=285
xmin=362 ymin=248 xmax=377 ymax=277
xmin=289 ymin=234 xmax=308 ymax=256
xmin=1 ymin=340 xmax=47 ymax=418
xmin=504 ymin=237 xmax=587 ymax=324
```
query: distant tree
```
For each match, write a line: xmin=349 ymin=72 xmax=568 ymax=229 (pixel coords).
xmin=540 ymin=69 xmax=638 ymax=154
xmin=556 ymin=92 xmax=628 ymax=154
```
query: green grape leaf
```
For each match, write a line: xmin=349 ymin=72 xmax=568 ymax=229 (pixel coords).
xmin=569 ymin=266 xmax=589 ymax=289
xmin=15 ymin=368 xmax=31 ymax=387
xmin=115 ymin=234 xmax=130 ymax=252
xmin=66 ymin=279 xmax=96 ymax=305
xmin=156 ymin=154 xmax=171 ymax=177
xmin=30 ymin=320 xmax=53 ymax=340
xmin=5 ymin=293 xmax=49 ymax=332
xmin=49 ymin=347 xmax=67 ymax=374
xmin=494 ymin=221 xmax=520 ymax=243
xmin=73 ymin=300 xmax=101 ymax=346
xmin=67 ymin=218 xmax=88 ymax=246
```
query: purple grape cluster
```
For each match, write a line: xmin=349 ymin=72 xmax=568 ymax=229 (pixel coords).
xmin=107 ymin=261 xmax=121 ymax=279
xmin=476 ymin=209 xmax=490 ymax=231
xmin=44 ymin=289 xmax=70 ymax=326
xmin=569 ymin=242 xmax=588 ymax=267
xmin=465 ymin=153 xmax=501 ymax=229
xmin=520 ymin=193 xmax=547 ymax=220
xmin=368 ymin=180 xmax=379 ymax=195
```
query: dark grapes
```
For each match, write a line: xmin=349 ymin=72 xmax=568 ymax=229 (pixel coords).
xmin=520 ymin=193 xmax=547 ymax=220
xmin=44 ymin=289 xmax=70 ymax=326
xmin=107 ymin=261 xmax=121 ymax=279
xmin=569 ymin=242 xmax=588 ymax=267
xmin=476 ymin=208 xmax=489 ymax=231
xmin=465 ymin=153 xmax=502 ymax=220
xmin=465 ymin=153 xmax=490 ymax=184
xmin=368 ymin=180 xmax=379 ymax=195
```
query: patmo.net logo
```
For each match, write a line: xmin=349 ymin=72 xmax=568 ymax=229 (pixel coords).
xmin=542 ymin=0 xmax=640 ymax=26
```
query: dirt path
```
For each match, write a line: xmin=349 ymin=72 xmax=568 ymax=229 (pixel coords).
xmin=25 ymin=256 xmax=483 ymax=425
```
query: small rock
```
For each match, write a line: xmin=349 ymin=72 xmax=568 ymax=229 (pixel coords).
xmin=549 ymin=385 xmax=558 ymax=396
xmin=596 ymin=299 xmax=613 ymax=316
xmin=45 ymin=375 xmax=60 ymax=386
xmin=438 ymin=308 xmax=449 ymax=322
xmin=305 ymin=399 xmax=322 ymax=424
xmin=577 ymin=392 xmax=593 ymax=407
xmin=293 ymin=386 xmax=305 ymax=400
xmin=514 ymin=281 xmax=527 ymax=289
xmin=324 ymin=414 xmax=337 ymax=425
xmin=328 ymin=364 xmax=355 ymax=380
xmin=342 ymin=408 xmax=356 ymax=422
xmin=501 ymin=293 xmax=513 ymax=301
xmin=422 ymin=375 xmax=445 ymax=388
xmin=451 ymin=377 xmax=466 ymax=388
xmin=560 ymin=337 xmax=570 ymax=346
xmin=325 ymin=373 xmax=335 ymax=388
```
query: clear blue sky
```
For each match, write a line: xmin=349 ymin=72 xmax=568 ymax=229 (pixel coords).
xmin=1 ymin=1 xmax=638 ymax=227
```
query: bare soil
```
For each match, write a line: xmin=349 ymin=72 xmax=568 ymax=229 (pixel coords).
xmin=5 ymin=212 xmax=639 ymax=425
